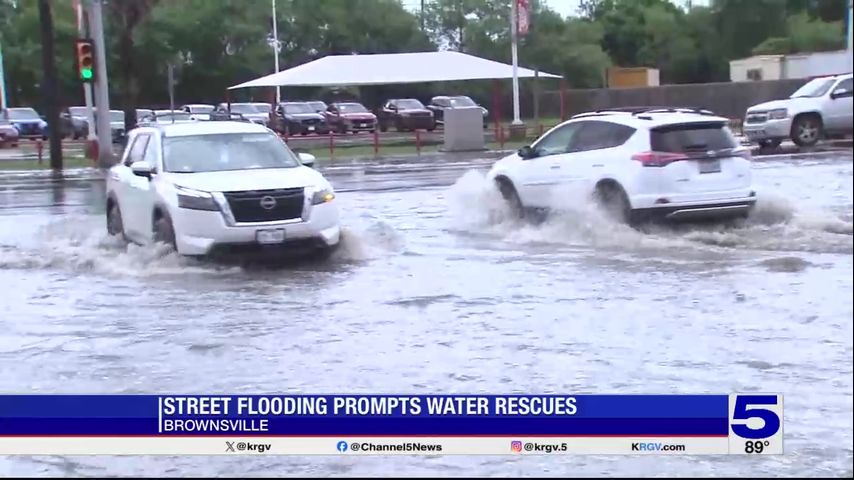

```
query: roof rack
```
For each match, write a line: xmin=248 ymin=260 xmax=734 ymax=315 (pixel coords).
xmin=571 ymin=106 xmax=717 ymax=119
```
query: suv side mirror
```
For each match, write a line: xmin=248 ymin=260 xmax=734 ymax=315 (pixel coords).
xmin=830 ymin=87 xmax=852 ymax=99
xmin=297 ymin=152 xmax=316 ymax=168
xmin=130 ymin=161 xmax=154 ymax=179
xmin=518 ymin=145 xmax=538 ymax=160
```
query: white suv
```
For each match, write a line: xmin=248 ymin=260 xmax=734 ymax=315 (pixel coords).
xmin=487 ymin=108 xmax=756 ymax=223
xmin=106 ymin=121 xmax=340 ymax=257
xmin=743 ymin=73 xmax=853 ymax=148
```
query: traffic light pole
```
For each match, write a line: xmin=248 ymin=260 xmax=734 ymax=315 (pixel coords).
xmin=74 ymin=0 xmax=96 ymax=144
xmin=37 ymin=0 xmax=63 ymax=170
xmin=84 ymin=0 xmax=112 ymax=166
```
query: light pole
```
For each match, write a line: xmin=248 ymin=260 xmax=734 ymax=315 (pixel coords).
xmin=510 ymin=0 xmax=522 ymax=127
xmin=0 ymin=40 xmax=7 ymax=109
xmin=271 ymin=0 xmax=281 ymax=104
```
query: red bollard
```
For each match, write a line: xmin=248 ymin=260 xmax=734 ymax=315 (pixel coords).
xmin=499 ymin=125 xmax=505 ymax=149
xmin=373 ymin=128 xmax=379 ymax=156
xmin=539 ymin=123 xmax=545 ymax=137
xmin=86 ymin=138 xmax=99 ymax=164
xmin=415 ymin=129 xmax=421 ymax=156
xmin=328 ymin=130 xmax=335 ymax=158
xmin=36 ymin=139 xmax=44 ymax=164
xmin=283 ymin=128 xmax=289 ymax=144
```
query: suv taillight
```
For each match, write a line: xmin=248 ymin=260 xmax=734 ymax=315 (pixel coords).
xmin=631 ymin=151 xmax=688 ymax=167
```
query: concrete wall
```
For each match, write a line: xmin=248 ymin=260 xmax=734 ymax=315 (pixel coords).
xmin=527 ymin=78 xmax=807 ymax=121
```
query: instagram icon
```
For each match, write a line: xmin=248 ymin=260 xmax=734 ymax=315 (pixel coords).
xmin=511 ymin=441 xmax=523 ymax=452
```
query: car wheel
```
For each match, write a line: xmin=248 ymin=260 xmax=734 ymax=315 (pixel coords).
xmin=152 ymin=210 xmax=177 ymax=251
xmin=106 ymin=201 xmax=126 ymax=239
xmin=791 ymin=114 xmax=822 ymax=147
xmin=337 ymin=124 xmax=348 ymax=135
xmin=594 ymin=183 xmax=631 ymax=224
xmin=496 ymin=177 xmax=524 ymax=218
xmin=758 ymin=139 xmax=782 ymax=149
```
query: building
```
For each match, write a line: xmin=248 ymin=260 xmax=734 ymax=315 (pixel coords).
xmin=606 ymin=67 xmax=660 ymax=88
xmin=729 ymin=50 xmax=851 ymax=82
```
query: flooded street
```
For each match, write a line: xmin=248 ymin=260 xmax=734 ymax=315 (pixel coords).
xmin=0 ymin=155 xmax=851 ymax=476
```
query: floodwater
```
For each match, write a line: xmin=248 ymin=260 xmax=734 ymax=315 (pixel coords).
xmin=0 ymin=154 xmax=851 ymax=476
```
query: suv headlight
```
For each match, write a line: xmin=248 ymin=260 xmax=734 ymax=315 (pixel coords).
xmin=769 ymin=108 xmax=788 ymax=119
xmin=311 ymin=187 xmax=335 ymax=205
xmin=176 ymin=185 xmax=219 ymax=211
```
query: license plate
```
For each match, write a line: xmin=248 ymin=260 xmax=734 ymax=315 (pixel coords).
xmin=359 ymin=123 xmax=368 ymax=127
xmin=308 ymin=126 xmax=315 ymax=131
xmin=256 ymin=229 xmax=285 ymax=244
xmin=699 ymin=159 xmax=721 ymax=174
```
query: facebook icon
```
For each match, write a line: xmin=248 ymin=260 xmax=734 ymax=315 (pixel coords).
xmin=336 ymin=441 xmax=348 ymax=452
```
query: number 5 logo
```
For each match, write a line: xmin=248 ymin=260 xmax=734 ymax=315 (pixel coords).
xmin=730 ymin=394 xmax=782 ymax=439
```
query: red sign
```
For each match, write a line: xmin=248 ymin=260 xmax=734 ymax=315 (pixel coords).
xmin=517 ymin=0 xmax=530 ymax=36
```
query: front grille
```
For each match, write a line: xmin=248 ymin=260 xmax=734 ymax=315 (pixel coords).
xmin=17 ymin=124 xmax=39 ymax=135
xmin=301 ymin=118 xmax=322 ymax=126
xmin=224 ymin=187 xmax=305 ymax=223
xmin=409 ymin=112 xmax=432 ymax=118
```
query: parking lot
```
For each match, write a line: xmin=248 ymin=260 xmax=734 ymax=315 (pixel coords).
xmin=0 ymin=150 xmax=851 ymax=476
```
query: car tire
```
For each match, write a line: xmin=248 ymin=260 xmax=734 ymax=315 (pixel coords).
xmin=758 ymin=139 xmax=782 ymax=149
xmin=791 ymin=114 xmax=822 ymax=147
xmin=594 ymin=183 xmax=631 ymax=224
xmin=153 ymin=210 xmax=177 ymax=252
xmin=496 ymin=177 xmax=524 ymax=218
xmin=106 ymin=200 xmax=126 ymax=239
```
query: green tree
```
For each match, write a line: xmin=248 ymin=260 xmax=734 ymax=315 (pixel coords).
xmin=752 ymin=12 xmax=845 ymax=54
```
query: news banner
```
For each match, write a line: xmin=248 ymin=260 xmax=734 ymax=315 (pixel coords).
xmin=0 ymin=394 xmax=782 ymax=455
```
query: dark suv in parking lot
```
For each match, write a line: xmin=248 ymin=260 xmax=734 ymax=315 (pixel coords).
xmin=427 ymin=95 xmax=488 ymax=127
xmin=273 ymin=102 xmax=329 ymax=135
xmin=378 ymin=98 xmax=435 ymax=132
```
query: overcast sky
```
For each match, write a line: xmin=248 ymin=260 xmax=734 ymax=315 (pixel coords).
xmin=538 ymin=0 xmax=711 ymax=19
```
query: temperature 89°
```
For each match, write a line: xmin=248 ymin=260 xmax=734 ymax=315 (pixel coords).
xmin=745 ymin=440 xmax=771 ymax=454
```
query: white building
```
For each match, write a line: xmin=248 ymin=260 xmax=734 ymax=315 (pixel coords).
xmin=729 ymin=50 xmax=851 ymax=82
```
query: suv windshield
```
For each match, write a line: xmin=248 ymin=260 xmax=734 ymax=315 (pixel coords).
xmin=189 ymin=105 xmax=214 ymax=114
xmin=69 ymin=107 xmax=87 ymax=117
xmin=395 ymin=99 xmax=424 ymax=110
xmin=790 ymin=78 xmax=836 ymax=98
xmin=283 ymin=103 xmax=313 ymax=114
xmin=229 ymin=104 xmax=260 ymax=114
xmin=450 ymin=96 xmax=477 ymax=107
xmin=156 ymin=112 xmax=192 ymax=122
xmin=651 ymin=122 xmax=737 ymax=152
xmin=308 ymin=101 xmax=326 ymax=111
xmin=164 ymin=133 xmax=300 ymax=172
xmin=7 ymin=108 xmax=39 ymax=120
xmin=253 ymin=104 xmax=272 ymax=113
xmin=337 ymin=103 xmax=368 ymax=113
xmin=110 ymin=111 xmax=125 ymax=122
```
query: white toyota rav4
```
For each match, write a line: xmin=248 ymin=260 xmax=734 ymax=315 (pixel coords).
xmin=105 ymin=121 xmax=340 ymax=257
xmin=487 ymin=108 xmax=756 ymax=223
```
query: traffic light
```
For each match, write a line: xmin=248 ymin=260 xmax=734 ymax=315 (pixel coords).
xmin=75 ymin=39 xmax=95 ymax=82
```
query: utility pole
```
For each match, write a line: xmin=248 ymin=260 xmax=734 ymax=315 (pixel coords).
xmin=510 ymin=0 xmax=522 ymax=126
xmin=84 ymin=0 xmax=113 ymax=167
xmin=0 ymin=40 xmax=7 ymax=109
xmin=271 ymin=0 xmax=281 ymax=104
xmin=38 ymin=0 xmax=63 ymax=170
xmin=847 ymin=0 xmax=853 ymax=73
xmin=421 ymin=0 xmax=425 ymax=31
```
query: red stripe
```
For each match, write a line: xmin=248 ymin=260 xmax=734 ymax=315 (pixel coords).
xmin=0 ymin=434 xmax=728 ymax=438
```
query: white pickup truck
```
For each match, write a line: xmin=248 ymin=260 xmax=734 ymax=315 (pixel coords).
xmin=743 ymin=73 xmax=853 ymax=148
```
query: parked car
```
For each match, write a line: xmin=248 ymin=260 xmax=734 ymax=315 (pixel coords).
xmin=307 ymin=100 xmax=328 ymax=114
xmin=60 ymin=106 xmax=90 ymax=139
xmin=250 ymin=102 xmax=273 ymax=116
xmin=378 ymin=98 xmax=435 ymax=132
xmin=487 ymin=107 xmax=755 ymax=224
xmin=181 ymin=104 xmax=215 ymax=121
xmin=105 ymin=120 xmax=340 ymax=257
xmin=324 ymin=102 xmax=377 ymax=134
xmin=273 ymin=102 xmax=329 ymax=135
xmin=428 ymin=95 xmax=488 ymax=127
xmin=107 ymin=110 xmax=126 ymax=144
xmin=0 ymin=119 xmax=20 ymax=147
xmin=214 ymin=103 xmax=269 ymax=126
xmin=743 ymin=73 xmax=853 ymax=148
xmin=0 ymin=107 xmax=47 ymax=139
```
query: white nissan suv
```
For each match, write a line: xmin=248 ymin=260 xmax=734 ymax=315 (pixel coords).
xmin=487 ymin=108 xmax=756 ymax=223
xmin=105 ymin=121 xmax=340 ymax=257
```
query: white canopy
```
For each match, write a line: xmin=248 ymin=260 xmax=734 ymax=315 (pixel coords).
xmin=229 ymin=51 xmax=561 ymax=89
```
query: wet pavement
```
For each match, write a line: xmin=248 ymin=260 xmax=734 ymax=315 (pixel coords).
xmin=0 ymin=153 xmax=851 ymax=476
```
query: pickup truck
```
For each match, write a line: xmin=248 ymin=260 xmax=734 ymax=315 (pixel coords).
xmin=743 ymin=73 xmax=853 ymax=148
